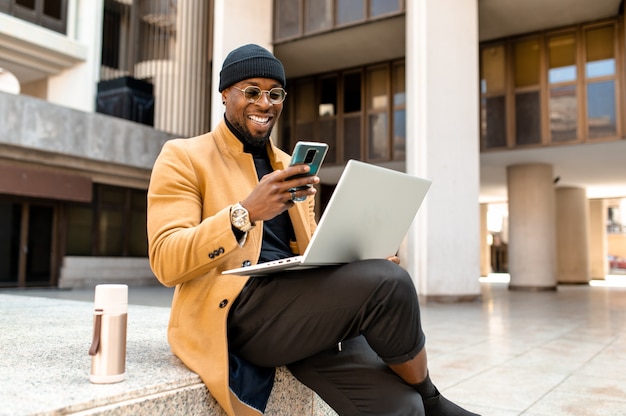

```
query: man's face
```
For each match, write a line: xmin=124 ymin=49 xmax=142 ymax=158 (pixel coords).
xmin=222 ymin=78 xmax=284 ymax=147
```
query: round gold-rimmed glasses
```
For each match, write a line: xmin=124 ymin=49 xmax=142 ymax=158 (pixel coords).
xmin=232 ymin=85 xmax=287 ymax=105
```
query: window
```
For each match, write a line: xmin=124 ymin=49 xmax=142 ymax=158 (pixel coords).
xmin=548 ymin=33 xmax=578 ymax=142
xmin=367 ymin=66 xmax=389 ymax=160
xmin=283 ymin=61 xmax=404 ymax=164
xmin=480 ymin=44 xmax=507 ymax=148
xmin=370 ymin=0 xmax=401 ymax=17
xmin=4 ymin=0 xmax=67 ymax=34
xmin=319 ymin=76 xmax=338 ymax=163
xmin=275 ymin=0 xmax=301 ymax=39
xmin=479 ymin=19 xmax=621 ymax=152
xmin=343 ymin=71 xmax=362 ymax=161
xmin=274 ymin=0 xmax=404 ymax=41
xmin=513 ymin=38 xmax=541 ymax=145
xmin=306 ymin=0 xmax=332 ymax=33
xmin=65 ymin=185 xmax=148 ymax=257
xmin=337 ymin=0 xmax=365 ymax=25
xmin=392 ymin=63 xmax=406 ymax=160
xmin=585 ymin=25 xmax=617 ymax=139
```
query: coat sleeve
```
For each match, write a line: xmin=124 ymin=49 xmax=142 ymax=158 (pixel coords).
xmin=147 ymin=140 xmax=258 ymax=287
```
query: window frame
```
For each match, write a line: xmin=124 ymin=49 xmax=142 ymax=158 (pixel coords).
xmin=479 ymin=18 xmax=624 ymax=152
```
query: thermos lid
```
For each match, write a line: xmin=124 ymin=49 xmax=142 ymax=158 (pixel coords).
xmin=94 ymin=284 xmax=128 ymax=312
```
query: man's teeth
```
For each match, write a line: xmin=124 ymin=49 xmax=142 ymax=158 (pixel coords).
xmin=249 ymin=115 xmax=269 ymax=124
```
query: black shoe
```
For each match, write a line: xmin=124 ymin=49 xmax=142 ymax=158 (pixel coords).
xmin=422 ymin=393 xmax=480 ymax=416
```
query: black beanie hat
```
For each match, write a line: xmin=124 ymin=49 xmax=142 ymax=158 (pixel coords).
xmin=218 ymin=44 xmax=286 ymax=92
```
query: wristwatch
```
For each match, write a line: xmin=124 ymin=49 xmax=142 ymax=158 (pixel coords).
xmin=230 ymin=202 xmax=254 ymax=232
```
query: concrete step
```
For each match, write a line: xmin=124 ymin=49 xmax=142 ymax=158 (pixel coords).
xmin=0 ymin=294 xmax=335 ymax=415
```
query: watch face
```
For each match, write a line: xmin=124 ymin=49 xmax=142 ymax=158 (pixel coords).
xmin=232 ymin=207 xmax=248 ymax=227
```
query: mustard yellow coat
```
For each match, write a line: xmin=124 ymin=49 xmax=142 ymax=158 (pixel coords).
xmin=147 ymin=121 xmax=316 ymax=416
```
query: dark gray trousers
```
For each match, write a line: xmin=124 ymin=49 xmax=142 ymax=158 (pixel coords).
xmin=227 ymin=259 xmax=427 ymax=415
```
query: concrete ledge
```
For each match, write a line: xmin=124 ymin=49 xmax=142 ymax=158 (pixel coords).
xmin=58 ymin=257 xmax=159 ymax=289
xmin=0 ymin=294 xmax=335 ymax=416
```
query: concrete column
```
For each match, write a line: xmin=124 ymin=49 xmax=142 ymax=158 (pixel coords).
xmin=507 ymin=163 xmax=557 ymax=290
xmin=210 ymin=0 xmax=274 ymax=129
xmin=556 ymin=187 xmax=590 ymax=284
xmin=405 ymin=0 xmax=481 ymax=301
xmin=589 ymin=199 xmax=608 ymax=279
xmin=480 ymin=204 xmax=491 ymax=277
xmin=171 ymin=0 xmax=210 ymax=137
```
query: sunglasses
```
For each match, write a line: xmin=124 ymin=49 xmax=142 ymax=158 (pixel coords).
xmin=232 ymin=85 xmax=287 ymax=105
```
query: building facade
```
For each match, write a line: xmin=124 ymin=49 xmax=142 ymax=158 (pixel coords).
xmin=0 ymin=0 xmax=624 ymax=298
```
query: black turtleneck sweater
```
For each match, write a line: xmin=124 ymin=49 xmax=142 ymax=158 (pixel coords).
xmin=224 ymin=117 xmax=296 ymax=263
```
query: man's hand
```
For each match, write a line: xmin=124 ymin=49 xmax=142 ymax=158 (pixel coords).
xmin=241 ymin=164 xmax=319 ymax=223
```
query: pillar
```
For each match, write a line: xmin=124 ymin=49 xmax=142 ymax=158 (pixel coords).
xmin=555 ymin=187 xmax=590 ymax=283
xmin=211 ymin=0 xmax=274 ymax=129
xmin=507 ymin=163 xmax=557 ymax=290
xmin=405 ymin=0 xmax=481 ymax=301
xmin=171 ymin=0 xmax=210 ymax=137
xmin=480 ymin=204 xmax=491 ymax=277
xmin=588 ymin=199 xmax=608 ymax=279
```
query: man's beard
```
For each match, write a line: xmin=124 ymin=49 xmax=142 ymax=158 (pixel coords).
xmin=245 ymin=132 xmax=270 ymax=147
xmin=235 ymin=120 xmax=273 ymax=148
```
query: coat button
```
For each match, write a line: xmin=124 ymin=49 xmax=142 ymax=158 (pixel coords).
xmin=213 ymin=249 xmax=220 ymax=257
xmin=219 ymin=299 xmax=228 ymax=308
xmin=219 ymin=247 xmax=225 ymax=254
xmin=241 ymin=260 xmax=251 ymax=267
xmin=208 ymin=252 xmax=215 ymax=259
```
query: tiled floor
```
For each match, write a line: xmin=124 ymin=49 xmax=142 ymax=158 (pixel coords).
xmin=422 ymin=276 xmax=626 ymax=416
xmin=4 ymin=276 xmax=626 ymax=416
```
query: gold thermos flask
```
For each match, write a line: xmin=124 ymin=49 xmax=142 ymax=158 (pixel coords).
xmin=89 ymin=284 xmax=128 ymax=384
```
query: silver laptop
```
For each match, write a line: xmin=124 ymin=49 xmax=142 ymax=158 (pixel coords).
xmin=222 ymin=159 xmax=432 ymax=276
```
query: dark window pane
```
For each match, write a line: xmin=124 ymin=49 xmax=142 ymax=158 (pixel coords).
xmin=276 ymin=0 xmax=301 ymax=39
xmin=101 ymin=187 xmax=124 ymax=205
xmin=129 ymin=210 xmax=147 ymax=256
xmin=370 ymin=0 xmax=400 ymax=17
xmin=587 ymin=81 xmax=616 ymax=139
xmin=306 ymin=0 xmax=332 ymax=32
xmin=131 ymin=190 xmax=146 ymax=210
xmin=296 ymin=122 xmax=314 ymax=141
xmin=344 ymin=116 xmax=361 ymax=161
xmin=0 ymin=202 xmax=21 ymax=283
xmin=66 ymin=206 xmax=93 ymax=256
xmin=515 ymin=92 xmax=541 ymax=145
xmin=43 ymin=0 xmax=62 ymax=19
xmin=337 ymin=0 xmax=364 ymax=25
xmin=368 ymin=113 xmax=388 ymax=160
xmin=320 ymin=77 xmax=337 ymax=117
xmin=481 ymin=96 xmax=506 ymax=148
xmin=101 ymin=4 xmax=121 ymax=68
xmin=16 ymin=0 xmax=35 ymax=9
xmin=343 ymin=72 xmax=361 ymax=113
xmin=99 ymin=209 xmax=123 ymax=256
xmin=393 ymin=109 xmax=405 ymax=161
xmin=26 ymin=205 xmax=53 ymax=281
xmin=319 ymin=119 xmax=337 ymax=163
xmin=550 ymin=85 xmax=577 ymax=142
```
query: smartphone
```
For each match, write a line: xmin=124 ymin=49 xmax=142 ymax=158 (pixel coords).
xmin=287 ymin=141 xmax=329 ymax=201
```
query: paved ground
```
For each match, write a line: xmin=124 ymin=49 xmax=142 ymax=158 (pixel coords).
xmin=2 ymin=276 xmax=626 ymax=415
